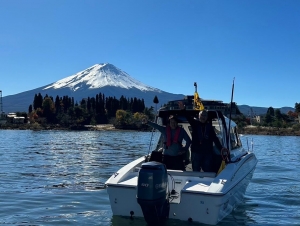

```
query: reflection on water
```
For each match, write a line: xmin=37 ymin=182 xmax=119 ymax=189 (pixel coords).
xmin=0 ymin=131 xmax=300 ymax=225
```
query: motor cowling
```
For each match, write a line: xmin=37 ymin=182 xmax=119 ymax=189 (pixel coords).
xmin=137 ymin=161 xmax=169 ymax=225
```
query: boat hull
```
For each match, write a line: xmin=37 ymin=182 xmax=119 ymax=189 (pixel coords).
xmin=106 ymin=153 xmax=257 ymax=225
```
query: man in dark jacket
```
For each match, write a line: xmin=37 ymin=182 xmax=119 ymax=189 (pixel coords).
xmin=178 ymin=101 xmax=227 ymax=172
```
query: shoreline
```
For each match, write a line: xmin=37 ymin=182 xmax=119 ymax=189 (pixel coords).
xmin=239 ymin=126 xmax=300 ymax=136
xmin=1 ymin=124 xmax=300 ymax=136
xmin=0 ymin=124 xmax=117 ymax=131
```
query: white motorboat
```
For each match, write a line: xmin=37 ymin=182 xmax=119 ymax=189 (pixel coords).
xmin=105 ymin=94 xmax=257 ymax=225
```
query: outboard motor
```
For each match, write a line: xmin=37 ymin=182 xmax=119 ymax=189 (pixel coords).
xmin=137 ymin=161 xmax=169 ymax=225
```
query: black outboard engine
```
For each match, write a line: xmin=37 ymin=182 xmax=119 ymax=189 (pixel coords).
xmin=137 ymin=161 xmax=169 ymax=225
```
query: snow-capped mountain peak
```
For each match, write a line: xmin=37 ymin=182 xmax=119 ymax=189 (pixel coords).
xmin=3 ymin=63 xmax=186 ymax=113
xmin=44 ymin=63 xmax=160 ymax=92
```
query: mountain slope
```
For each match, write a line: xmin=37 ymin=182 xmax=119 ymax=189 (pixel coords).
xmin=238 ymin=105 xmax=295 ymax=116
xmin=2 ymin=63 xmax=185 ymax=113
xmin=2 ymin=63 xmax=294 ymax=114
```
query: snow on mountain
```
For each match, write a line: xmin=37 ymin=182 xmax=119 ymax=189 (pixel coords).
xmin=2 ymin=62 xmax=293 ymax=114
xmin=44 ymin=63 xmax=161 ymax=92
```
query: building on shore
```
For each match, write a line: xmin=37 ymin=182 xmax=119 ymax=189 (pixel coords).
xmin=254 ymin=115 xmax=261 ymax=124
xmin=6 ymin=113 xmax=25 ymax=124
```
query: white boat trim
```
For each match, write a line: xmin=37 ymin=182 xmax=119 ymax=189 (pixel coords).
xmin=105 ymin=106 xmax=258 ymax=225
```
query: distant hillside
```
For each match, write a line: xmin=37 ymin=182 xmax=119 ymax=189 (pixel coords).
xmin=238 ymin=105 xmax=295 ymax=116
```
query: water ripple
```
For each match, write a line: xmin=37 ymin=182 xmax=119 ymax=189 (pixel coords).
xmin=0 ymin=131 xmax=299 ymax=225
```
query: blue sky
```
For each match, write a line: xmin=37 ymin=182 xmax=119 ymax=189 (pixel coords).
xmin=1 ymin=1 xmax=299 ymax=108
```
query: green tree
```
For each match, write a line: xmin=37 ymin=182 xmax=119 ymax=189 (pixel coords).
xmin=274 ymin=109 xmax=282 ymax=121
xmin=267 ymin=107 xmax=275 ymax=116
xmin=273 ymin=120 xmax=282 ymax=128
xmin=55 ymin=95 xmax=61 ymax=113
xmin=116 ymin=109 xmax=131 ymax=125
xmin=28 ymin=105 xmax=33 ymax=113
xmin=42 ymin=97 xmax=56 ymax=123
xmin=295 ymin=102 xmax=300 ymax=113
xmin=120 ymin=95 xmax=128 ymax=110
xmin=87 ymin=97 xmax=91 ymax=112
xmin=33 ymin=93 xmax=43 ymax=110
xmin=80 ymin=99 xmax=87 ymax=109
xmin=264 ymin=113 xmax=273 ymax=124
xmin=73 ymin=106 xmax=86 ymax=124
xmin=132 ymin=97 xmax=139 ymax=113
xmin=153 ymin=95 xmax=159 ymax=112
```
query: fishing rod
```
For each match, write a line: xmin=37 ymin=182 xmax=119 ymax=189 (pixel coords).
xmin=147 ymin=128 xmax=155 ymax=156
xmin=147 ymin=115 xmax=158 ymax=157
xmin=246 ymin=137 xmax=249 ymax=151
xmin=226 ymin=78 xmax=235 ymax=162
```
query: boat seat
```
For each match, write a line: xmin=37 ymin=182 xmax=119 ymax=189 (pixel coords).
xmin=133 ymin=167 xmax=216 ymax=178
xmin=148 ymin=150 xmax=163 ymax=163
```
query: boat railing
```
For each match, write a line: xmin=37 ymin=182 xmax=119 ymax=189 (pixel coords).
xmin=168 ymin=170 xmax=216 ymax=178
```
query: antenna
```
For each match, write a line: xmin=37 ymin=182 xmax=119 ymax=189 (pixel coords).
xmin=193 ymin=82 xmax=197 ymax=109
xmin=0 ymin=90 xmax=2 ymax=113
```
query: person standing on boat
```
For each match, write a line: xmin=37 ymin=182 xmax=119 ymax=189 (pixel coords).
xmin=178 ymin=101 xmax=228 ymax=172
xmin=142 ymin=115 xmax=191 ymax=171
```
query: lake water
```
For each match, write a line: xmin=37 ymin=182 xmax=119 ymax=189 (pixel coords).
xmin=0 ymin=130 xmax=299 ymax=226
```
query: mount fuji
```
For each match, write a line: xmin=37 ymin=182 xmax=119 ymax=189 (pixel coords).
xmin=2 ymin=63 xmax=185 ymax=113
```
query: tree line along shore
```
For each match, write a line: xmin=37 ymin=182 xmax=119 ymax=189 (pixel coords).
xmin=1 ymin=123 xmax=300 ymax=136
xmin=1 ymin=93 xmax=300 ymax=136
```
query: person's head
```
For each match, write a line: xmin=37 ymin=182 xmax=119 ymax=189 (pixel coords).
xmin=198 ymin=110 xmax=208 ymax=123
xmin=168 ymin=115 xmax=178 ymax=129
